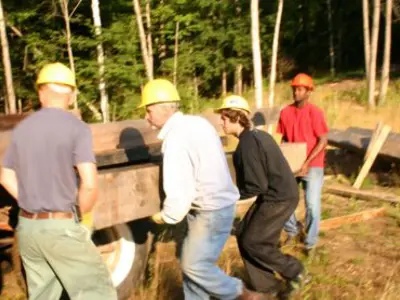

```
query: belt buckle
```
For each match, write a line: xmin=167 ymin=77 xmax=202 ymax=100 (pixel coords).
xmin=48 ymin=212 xmax=53 ymax=219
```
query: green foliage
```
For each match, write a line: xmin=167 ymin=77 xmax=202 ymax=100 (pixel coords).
xmin=1 ymin=0 xmax=399 ymax=121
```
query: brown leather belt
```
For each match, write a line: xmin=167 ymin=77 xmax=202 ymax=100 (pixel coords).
xmin=20 ymin=209 xmax=74 ymax=220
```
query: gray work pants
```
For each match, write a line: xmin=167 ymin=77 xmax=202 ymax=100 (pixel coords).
xmin=17 ymin=216 xmax=118 ymax=300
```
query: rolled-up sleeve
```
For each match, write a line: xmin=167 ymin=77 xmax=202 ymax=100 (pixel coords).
xmin=161 ymin=136 xmax=196 ymax=224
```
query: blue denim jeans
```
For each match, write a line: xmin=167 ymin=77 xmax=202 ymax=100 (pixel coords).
xmin=180 ymin=204 xmax=243 ymax=300
xmin=284 ymin=167 xmax=324 ymax=249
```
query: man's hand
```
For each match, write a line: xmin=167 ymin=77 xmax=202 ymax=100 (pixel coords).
xmin=81 ymin=212 xmax=94 ymax=229
xmin=151 ymin=212 xmax=165 ymax=224
xmin=296 ymin=162 xmax=309 ymax=177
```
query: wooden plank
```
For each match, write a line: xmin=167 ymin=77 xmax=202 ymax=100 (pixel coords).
xmin=234 ymin=199 xmax=386 ymax=232
xmin=327 ymin=127 xmax=400 ymax=162
xmin=280 ymin=143 xmax=307 ymax=173
xmin=364 ymin=121 xmax=383 ymax=162
xmin=323 ymin=184 xmax=400 ymax=204
xmin=235 ymin=197 xmax=257 ymax=217
xmin=319 ymin=207 xmax=386 ymax=231
xmin=353 ymin=125 xmax=391 ymax=189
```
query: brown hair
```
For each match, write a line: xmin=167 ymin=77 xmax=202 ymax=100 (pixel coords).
xmin=220 ymin=109 xmax=252 ymax=129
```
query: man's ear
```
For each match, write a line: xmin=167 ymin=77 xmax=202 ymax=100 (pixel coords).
xmin=38 ymin=88 xmax=45 ymax=106
xmin=68 ymin=91 xmax=76 ymax=106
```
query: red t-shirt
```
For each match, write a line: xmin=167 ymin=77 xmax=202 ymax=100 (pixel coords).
xmin=277 ymin=102 xmax=329 ymax=167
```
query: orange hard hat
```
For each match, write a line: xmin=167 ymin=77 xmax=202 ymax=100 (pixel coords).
xmin=291 ymin=73 xmax=314 ymax=90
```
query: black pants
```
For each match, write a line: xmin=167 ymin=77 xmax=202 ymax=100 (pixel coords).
xmin=236 ymin=197 xmax=303 ymax=293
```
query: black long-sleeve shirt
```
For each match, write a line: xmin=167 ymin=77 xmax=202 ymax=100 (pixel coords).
xmin=233 ymin=129 xmax=299 ymax=202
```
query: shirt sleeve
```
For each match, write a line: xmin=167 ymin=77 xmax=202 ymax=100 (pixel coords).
xmin=73 ymin=125 xmax=96 ymax=165
xmin=235 ymin=138 xmax=269 ymax=199
xmin=277 ymin=113 xmax=288 ymax=142
xmin=276 ymin=113 xmax=284 ymax=135
xmin=2 ymin=138 xmax=16 ymax=169
xmin=312 ymin=108 xmax=329 ymax=138
xmin=161 ymin=136 xmax=196 ymax=224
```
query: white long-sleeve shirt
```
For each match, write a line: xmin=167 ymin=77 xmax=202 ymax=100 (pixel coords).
xmin=158 ymin=112 xmax=239 ymax=224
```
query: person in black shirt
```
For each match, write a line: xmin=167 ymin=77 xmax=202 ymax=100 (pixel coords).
xmin=216 ymin=95 xmax=306 ymax=299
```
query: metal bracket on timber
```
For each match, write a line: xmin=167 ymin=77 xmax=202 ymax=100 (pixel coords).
xmin=324 ymin=184 xmax=400 ymax=205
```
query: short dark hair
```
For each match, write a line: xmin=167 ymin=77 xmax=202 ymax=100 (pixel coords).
xmin=220 ymin=109 xmax=252 ymax=129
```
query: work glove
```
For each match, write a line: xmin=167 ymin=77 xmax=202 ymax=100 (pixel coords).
xmin=151 ymin=212 xmax=165 ymax=224
xmin=80 ymin=212 xmax=95 ymax=235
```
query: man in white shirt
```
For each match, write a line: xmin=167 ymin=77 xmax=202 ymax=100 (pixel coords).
xmin=140 ymin=79 xmax=264 ymax=299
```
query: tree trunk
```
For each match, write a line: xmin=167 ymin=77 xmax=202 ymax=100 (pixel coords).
xmin=145 ymin=0 xmax=153 ymax=77
xmin=268 ymin=0 xmax=284 ymax=108
xmin=0 ymin=0 xmax=16 ymax=114
xmin=157 ymin=0 xmax=166 ymax=60
xmin=173 ymin=21 xmax=179 ymax=86
xmin=367 ymin=0 xmax=381 ymax=109
xmin=91 ymin=0 xmax=110 ymax=123
xmin=236 ymin=64 xmax=243 ymax=95
xmin=327 ymin=0 xmax=335 ymax=77
xmin=362 ymin=0 xmax=371 ymax=79
xmin=59 ymin=0 xmax=78 ymax=109
xmin=82 ymin=99 xmax=103 ymax=121
xmin=132 ymin=0 xmax=153 ymax=80
xmin=235 ymin=0 xmax=243 ymax=96
xmin=193 ymin=76 xmax=199 ymax=113
xmin=378 ymin=0 xmax=393 ymax=106
xmin=251 ymin=0 xmax=263 ymax=108
xmin=222 ymin=71 xmax=227 ymax=97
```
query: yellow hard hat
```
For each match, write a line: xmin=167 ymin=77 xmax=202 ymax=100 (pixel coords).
xmin=215 ymin=95 xmax=251 ymax=114
xmin=36 ymin=62 xmax=76 ymax=88
xmin=138 ymin=79 xmax=180 ymax=108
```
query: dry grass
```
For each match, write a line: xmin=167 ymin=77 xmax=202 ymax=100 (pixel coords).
xmin=244 ymin=79 xmax=400 ymax=132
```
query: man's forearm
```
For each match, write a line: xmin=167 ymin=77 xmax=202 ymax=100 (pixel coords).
xmin=304 ymin=136 xmax=328 ymax=165
xmin=1 ymin=182 xmax=18 ymax=200
xmin=78 ymin=187 xmax=98 ymax=214
xmin=0 ymin=168 xmax=18 ymax=201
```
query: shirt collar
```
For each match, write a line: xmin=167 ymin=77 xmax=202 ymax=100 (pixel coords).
xmin=158 ymin=111 xmax=184 ymax=140
xmin=292 ymin=101 xmax=310 ymax=110
xmin=238 ymin=128 xmax=251 ymax=140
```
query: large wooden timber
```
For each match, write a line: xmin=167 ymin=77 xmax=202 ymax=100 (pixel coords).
xmin=0 ymin=106 xmax=309 ymax=230
xmin=328 ymin=127 xmax=400 ymax=162
xmin=94 ymin=143 xmax=307 ymax=230
xmin=0 ymin=106 xmax=282 ymax=164
xmin=95 ymin=163 xmax=162 ymax=229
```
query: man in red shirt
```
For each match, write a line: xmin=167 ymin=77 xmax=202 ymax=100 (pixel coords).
xmin=277 ymin=73 xmax=328 ymax=256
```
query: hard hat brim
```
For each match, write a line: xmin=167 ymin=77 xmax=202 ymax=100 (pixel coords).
xmin=137 ymin=99 xmax=180 ymax=109
xmin=290 ymin=83 xmax=314 ymax=90
xmin=214 ymin=107 xmax=250 ymax=114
